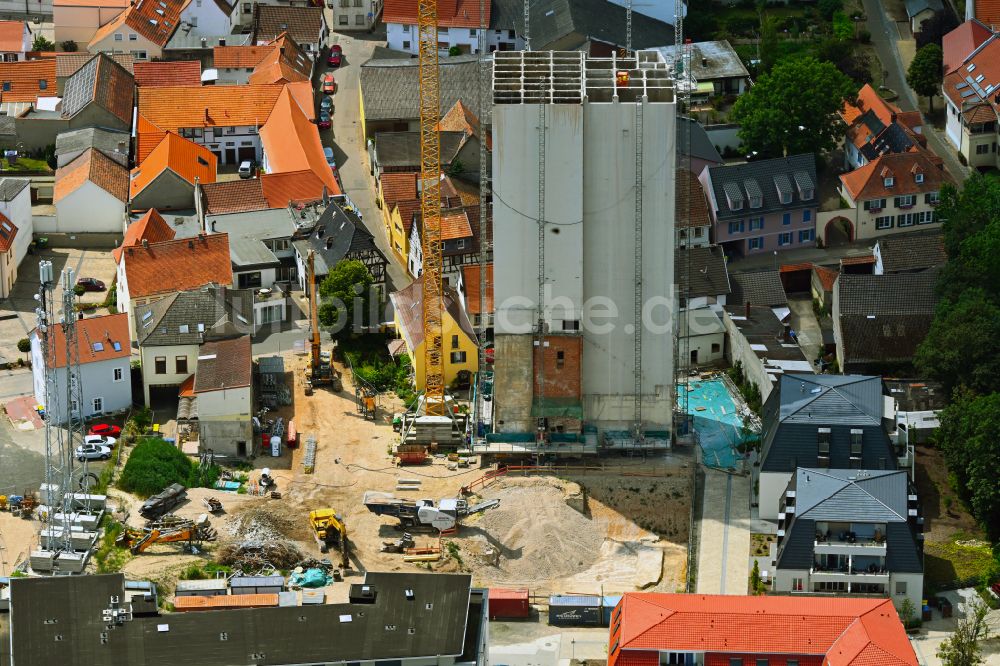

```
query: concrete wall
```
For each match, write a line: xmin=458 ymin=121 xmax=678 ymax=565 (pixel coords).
xmin=14 ymin=116 xmax=69 ymax=152
xmin=196 ymin=384 xmax=251 ymax=418
xmin=200 ymin=416 xmax=253 ymax=457
xmin=131 ymin=170 xmax=195 ymax=211
xmin=493 ymin=333 xmax=533 ymax=433
xmin=55 ymin=182 xmax=126 ymax=234
xmin=684 ymin=330 xmax=725 ymax=365
xmin=758 ymin=470 xmax=792 ymax=520
xmin=89 ymin=28 xmax=159 ymax=59
xmin=721 ymin=307 xmax=777 ymax=402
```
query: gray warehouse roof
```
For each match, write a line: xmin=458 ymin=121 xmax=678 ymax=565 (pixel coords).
xmin=374 ymin=131 xmax=467 ymax=168
xmin=657 ymin=40 xmax=751 ymax=82
xmin=777 ymin=374 xmax=883 ymax=425
xmin=729 ymin=270 xmax=787 ymax=307
xmin=528 ymin=0 xmax=675 ymax=51
xmin=874 ymin=231 xmax=947 ymax=273
xmin=361 ymin=55 xmax=491 ymax=123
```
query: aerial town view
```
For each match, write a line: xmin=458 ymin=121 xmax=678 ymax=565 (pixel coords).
xmin=0 ymin=0 xmax=998 ymax=663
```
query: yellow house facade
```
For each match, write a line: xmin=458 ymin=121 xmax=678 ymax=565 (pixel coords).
xmin=377 ymin=172 xmax=419 ymax=265
xmin=390 ymin=280 xmax=478 ymax=390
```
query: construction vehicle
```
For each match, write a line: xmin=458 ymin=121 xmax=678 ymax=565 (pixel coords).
xmin=381 ymin=532 xmax=416 ymax=553
xmin=363 ymin=491 xmax=500 ymax=531
xmin=139 ymin=483 xmax=187 ymax=520
xmin=305 ymin=251 xmax=343 ymax=393
xmin=116 ymin=516 xmax=216 ymax=554
xmin=308 ymin=508 xmax=349 ymax=569
xmin=203 ymin=497 xmax=223 ymax=514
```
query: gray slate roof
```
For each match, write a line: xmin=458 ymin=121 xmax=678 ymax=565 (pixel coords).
xmin=678 ymin=117 xmax=723 ymax=166
xmin=209 ymin=207 xmax=296 ymax=269
xmin=8 ymin=571 xmax=476 ymax=666
xmin=55 ymin=127 xmax=130 ymax=165
xmin=491 ymin=0 xmax=523 ymax=30
xmin=705 ymin=154 xmax=817 ymax=221
xmin=875 ymin=231 xmax=947 ymax=273
xmin=675 ymin=245 xmax=731 ymax=300
xmin=529 ymin=0 xmax=674 ymax=51
xmin=777 ymin=374 xmax=883 ymax=425
xmin=729 ymin=270 xmax=787 ymax=307
xmin=360 ymin=55 xmax=491 ymax=123
xmin=374 ymin=131 xmax=467 ymax=168
xmin=254 ymin=5 xmax=325 ymax=45
xmin=0 ymin=177 xmax=29 ymax=201
xmin=905 ymin=0 xmax=943 ymax=18
xmin=135 ymin=285 xmax=254 ymax=346
xmin=292 ymin=199 xmax=386 ymax=276
xmin=195 ymin=334 xmax=251 ymax=391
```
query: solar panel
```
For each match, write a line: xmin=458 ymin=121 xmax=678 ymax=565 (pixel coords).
xmin=956 ymin=82 xmax=968 ymax=90
xmin=961 ymin=89 xmax=977 ymax=98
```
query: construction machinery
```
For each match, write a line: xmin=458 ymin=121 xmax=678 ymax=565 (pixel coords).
xmin=305 ymin=251 xmax=342 ymax=393
xmin=116 ymin=516 xmax=216 ymax=555
xmin=139 ymin=483 xmax=187 ymax=521
xmin=308 ymin=508 xmax=349 ymax=569
xmin=380 ymin=532 xmax=416 ymax=553
xmin=363 ymin=491 xmax=500 ymax=531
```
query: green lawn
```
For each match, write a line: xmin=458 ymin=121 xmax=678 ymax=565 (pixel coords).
xmin=0 ymin=156 xmax=51 ymax=172
xmin=924 ymin=534 xmax=997 ymax=592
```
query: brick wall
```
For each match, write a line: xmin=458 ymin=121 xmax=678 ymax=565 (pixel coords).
xmin=532 ymin=334 xmax=582 ymax=399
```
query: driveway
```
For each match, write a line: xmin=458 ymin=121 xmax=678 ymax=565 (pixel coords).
xmin=862 ymin=0 xmax=969 ymax=182
xmin=696 ymin=468 xmax=751 ymax=594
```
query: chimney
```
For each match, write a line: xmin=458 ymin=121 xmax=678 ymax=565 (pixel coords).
xmin=701 ymin=56 xmax=708 ymax=67
xmin=198 ymin=232 xmax=207 ymax=242
xmin=194 ymin=176 xmax=204 ymax=230
xmin=280 ymin=46 xmax=285 ymax=55
xmin=204 ymin=108 xmax=210 ymax=122
xmin=890 ymin=112 xmax=897 ymax=124
xmin=188 ymin=239 xmax=194 ymax=248
xmin=322 ymin=186 xmax=329 ymax=206
xmin=141 ymin=238 xmax=149 ymax=248
xmin=745 ymin=301 xmax=750 ymax=320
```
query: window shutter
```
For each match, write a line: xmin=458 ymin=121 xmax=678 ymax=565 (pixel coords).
xmin=894 ymin=196 xmax=901 ymax=208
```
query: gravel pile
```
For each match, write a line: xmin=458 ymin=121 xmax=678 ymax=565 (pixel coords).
xmin=222 ymin=508 xmax=297 ymax=548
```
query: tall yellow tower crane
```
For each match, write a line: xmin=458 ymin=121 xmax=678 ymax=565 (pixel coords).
xmin=417 ymin=0 xmax=445 ymax=416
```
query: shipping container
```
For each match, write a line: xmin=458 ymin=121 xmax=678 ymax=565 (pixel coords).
xmin=488 ymin=588 xmax=530 ymax=619
xmin=229 ymin=575 xmax=285 ymax=595
xmin=173 ymin=593 xmax=279 ymax=612
xmin=548 ymin=595 xmax=603 ymax=627
xmin=174 ymin=579 xmax=228 ymax=597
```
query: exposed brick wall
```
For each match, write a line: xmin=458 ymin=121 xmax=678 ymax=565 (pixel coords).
xmin=532 ymin=334 xmax=582 ymax=399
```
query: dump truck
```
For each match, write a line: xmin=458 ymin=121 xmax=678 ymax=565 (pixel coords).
xmin=308 ymin=508 xmax=349 ymax=568
xmin=363 ymin=492 xmax=500 ymax=531
xmin=139 ymin=484 xmax=187 ymax=520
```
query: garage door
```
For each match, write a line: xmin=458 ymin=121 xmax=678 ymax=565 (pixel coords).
xmin=238 ymin=146 xmax=256 ymax=162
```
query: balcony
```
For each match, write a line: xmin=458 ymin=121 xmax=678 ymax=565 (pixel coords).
xmin=814 ymin=539 xmax=887 ymax=556
xmin=810 ymin=567 xmax=889 ymax=584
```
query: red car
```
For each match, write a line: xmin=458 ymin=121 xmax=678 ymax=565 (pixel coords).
xmin=89 ymin=423 xmax=122 ymax=437
xmin=321 ymin=73 xmax=336 ymax=95
xmin=327 ymin=44 xmax=342 ymax=67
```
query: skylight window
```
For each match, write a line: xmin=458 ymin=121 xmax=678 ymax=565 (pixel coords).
xmin=179 ymin=324 xmax=189 ymax=333
xmin=968 ymin=63 xmax=977 ymax=72
xmin=112 ymin=342 xmax=122 ymax=352
xmin=92 ymin=342 xmax=104 ymax=352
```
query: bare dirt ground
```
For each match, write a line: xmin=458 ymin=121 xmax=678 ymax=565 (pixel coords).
xmin=0 ymin=512 xmax=37 ymax=575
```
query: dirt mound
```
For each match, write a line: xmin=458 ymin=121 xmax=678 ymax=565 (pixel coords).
xmin=222 ymin=506 xmax=301 ymax=547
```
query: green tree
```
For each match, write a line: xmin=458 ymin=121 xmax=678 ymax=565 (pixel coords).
xmin=731 ymin=56 xmax=855 ymax=157
xmin=318 ymin=259 xmax=374 ymax=338
xmin=758 ymin=13 xmax=779 ymax=74
xmin=937 ymin=601 xmax=990 ymax=665
xmin=832 ymin=11 xmax=854 ymax=40
xmin=31 ymin=35 xmax=54 ymax=51
xmin=907 ymin=43 xmax=943 ymax=111
xmin=750 ymin=560 xmax=764 ymax=594
xmin=60 ymin=40 xmax=78 ymax=52
xmin=915 ymin=289 xmax=1000 ymax=396
xmin=934 ymin=391 xmax=1000 ymax=538
xmin=817 ymin=0 xmax=843 ymax=20
xmin=16 ymin=337 xmax=30 ymax=360
xmin=898 ymin=597 xmax=915 ymax=629
xmin=118 ymin=438 xmax=194 ymax=497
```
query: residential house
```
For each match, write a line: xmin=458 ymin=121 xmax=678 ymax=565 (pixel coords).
xmin=383 ymin=0 xmax=523 ymax=55
xmin=835 ymin=151 xmax=947 ymax=243
xmin=943 ymin=19 xmax=993 ymax=74
xmin=0 ymin=178 xmax=31 ymax=299
xmin=191 ymin=333 xmax=253 ymax=457
xmin=966 ymin=0 xmax=1000 ymax=28
xmin=253 ymin=5 xmax=327 ymax=55
xmin=136 ymin=83 xmax=285 ymax=165
xmin=359 ymin=55 xmax=488 ymax=138
xmin=840 ymin=83 xmax=923 ymax=170
xmin=391 ymin=279 xmax=478 ymax=388
xmin=674 ymin=245 xmax=730 ymax=310
xmin=130 ymin=132 xmax=218 ymax=211
xmin=179 ymin=0 xmax=237 ymax=38
xmin=213 ymin=33 xmax=311 ymax=85
xmin=0 ymin=59 xmax=57 ymax=117
xmin=371 ymin=130 xmax=469 ymax=181
xmin=730 ymin=269 xmax=788 ymax=308
xmin=675 ymin=168 xmax=712 ymax=248
xmin=88 ymin=0 xmax=189 ymax=59
xmin=259 ymin=84 xmax=340 ymax=194
xmin=134 ymin=286 xmax=252 ymax=405
xmin=162 ymin=29 xmax=237 ymax=62
xmin=54 ymin=127 xmax=129 ymax=167
xmin=53 ymin=148 xmax=129 ymax=234
xmin=701 ymin=154 xmax=818 ymax=257
xmin=116 ymin=232 xmax=234 ymax=329
xmin=873 ymin=230 xmax=947 ymax=274
xmin=407 ymin=206 xmax=476 ymax=281
xmin=378 ymin=171 xmax=417 ymax=261
xmin=54 ymin=0 xmax=130 ymax=47
xmin=526 ymin=0 xmax=674 ymax=54
xmin=772 ymin=467 xmax=924 ymax=611
xmin=133 ymin=59 xmax=202 ymax=86
xmin=608 ymin=594 xmax=918 ymax=665
xmin=30 ymin=312 xmax=133 ymax=423
xmin=213 ymin=44 xmax=273 ymax=84
xmin=812 ymin=264 xmax=838 ymax=309
xmin=942 ymin=33 xmax=1000 ymax=166
xmin=0 ymin=21 xmax=31 ymax=61
xmin=434 ymin=99 xmax=491 ymax=182
xmin=833 ymin=270 xmax=938 ymax=374
xmin=905 ymin=0 xmax=943 ymax=31
xmin=112 ymin=208 xmax=176 ymax=263
xmin=457 ymin=262 xmax=492 ymax=330
xmin=656 ymin=40 xmax=751 ymax=97
xmin=292 ymin=198 xmax=388 ymax=293
xmin=757 ymin=374 xmax=901 ymax=520
xmin=679 ymin=307 xmax=727 ymax=367
xmin=678 ymin=116 xmax=723 ymax=176
xmin=331 ymin=0 xmax=383 ymax=31
xmin=6 ymin=572 xmax=488 ymax=666
xmin=54 ymin=52 xmax=133 ymax=93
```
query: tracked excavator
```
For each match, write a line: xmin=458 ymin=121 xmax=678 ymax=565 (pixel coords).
xmin=116 ymin=516 xmax=216 ymax=554
xmin=308 ymin=508 xmax=350 ymax=569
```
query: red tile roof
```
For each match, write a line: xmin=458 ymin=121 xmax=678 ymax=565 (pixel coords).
xmin=943 ymin=20 xmax=994 ymax=73
xmin=0 ymin=21 xmax=26 ymax=53
xmin=130 ymin=131 xmax=217 ymax=199
xmin=201 ymin=178 xmax=268 ymax=215
xmin=611 ymin=594 xmax=916 ymax=666
xmin=974 ymin=0 xmax=1000 ymax=29
xmin=260 ymin=170 xmax=328 ymax=208
xmin=0 ymin=59 xmax=56 ymax=103
xmin=258 ymin=85 xmax=340 ymax=194
xmin=0 ymin=212 xmax=17 ymax=253
xmin=943 ymin=36 xmax=1000 ymax=122
xmin=676 ymin=168 xmax=711 ymax=229
xmin=436 ymin=99 xmax=491 ymax=149
xmin=840 ymin=151 xmax=947 ymax=201
xmin=89 ymin=0 xmax=190 ymax=48
xmin=814 ymin=264 xmax=839 ymax=291
xmin=440 ymin=209 xmax=473 ymax=240
xmin=40 ymin=312 xmax=131 ymax=368
xmin=121 ymin=233 xmax=233 ymax=299
xmin=213 ymin=45 xmax=272 ymax=68
xmin=381 ymin=172 xmax=418 ymax=209
xmin=383 ymin=0 xmax=488 ymax=28
xmin=395 ymin=198 xmax=420 ymax=234
xmin=461 ymin=263 xmax=492 ymax=315
xmin=247 ymin=33 xmax=312 ymax=85
xmin=54 ymin=148 xmax=129 ymax=202
xmin=133 ymin=60 xmax=201 ymax=87
xmin=113 ymin=209 xmax=176 ymax=262
xmin=841 ymin=254 xmax=876 ymax=266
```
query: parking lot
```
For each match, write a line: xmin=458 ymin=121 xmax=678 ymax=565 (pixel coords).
xmin=0 ymin=247 xmax=119 ymax=365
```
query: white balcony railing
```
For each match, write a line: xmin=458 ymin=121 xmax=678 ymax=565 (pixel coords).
xmin=814 ymin=540 xmax=887 ymax=556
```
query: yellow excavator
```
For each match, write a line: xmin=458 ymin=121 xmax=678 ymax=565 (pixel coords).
xmin=116 ymin=517 xmax=216 ymax=554
xmin=308 ymin=508 xmax=349 ymax=569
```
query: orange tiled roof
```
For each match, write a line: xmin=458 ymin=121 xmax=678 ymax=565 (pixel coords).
xmin=112 ymin=209 xmax=176 ymax=262
xmin=814 ymin=264 xmax=839 ymax=292
xmin=213 ymin=45 xmax=272 ymax=68
xmin=612 ymin=594 xmax=916 ymax=666
xmin=121 ymin=233 xmax=233 ymax=299
xmin=0 ymin=21 xmax=26 ymax=53
xmin=436 ymin=99 xmax=491 ymax=149
xmin=383 ymin=0 xmax=488 ymax=28
xmin=201 ymin=179 xmax=268 ymax=215
xmin=283 ymin=79 xmax=314 ymax=121
xmin=0 ymin=213 xmax=17 ymax=253
xmin=395 ymin=198 xmax=420 ymax=234
xmin=247 ymin=33 xmax=312 ymax=85
xmin=381 ymin=172 xmax=417 ymax=209
xmin=944 ymin=21 xmax=995 ymax=73
xmin=136 ymin=84 xmax=284 ymax=162
xmin=54 ymin=148 xmax=129 ymax=202
xmin=975 ymin=0 xmax=1000 ymax=28
xmin=676 ymin=168 xmax=710 ymax=229
xmin=440 ymin=209 xmax=473 ymax=240
xmin=440 ymin=174 xmax=479 ymax=207
xmin=0 ymin=59 xmax=56 ymax=103
xmin=461 ymin=263 xmax=492 ymax=315
xmin=133 ymin=60 xmax=201 ymax=87
xmin=130 ymin=131 xmax=217 ymax=199
xmin=260 ymin=170 xmax=327 ymax=208
xmin=258 ymin=85 xmax=340 ymax=194
xmin=39 ymin=312 xmax=131 ymax=369
xmin=89 ymin=0 xmax=190 ymax=48
xmin=840 ymin=151 xmax=947 ymax=201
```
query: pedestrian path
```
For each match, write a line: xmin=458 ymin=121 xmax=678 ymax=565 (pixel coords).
xmin=696 ymin=468 xmax=751 ymax=595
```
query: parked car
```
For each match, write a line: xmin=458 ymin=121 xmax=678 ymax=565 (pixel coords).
xmin=75 ymin=444 xmax=111 ymax=461
xmin=76 ymin=277 xmax=105 ymax=292
xmin=88 ymin=423 xmax=121 ymax=438
xmin=238 ymin=160 xmax=255 ymax=179
xmin=321 ymin=73 xmax=336 ymax=94
xmin=317 ymin=110 xmax=331 ymax=130
xmin=84 ymin=433 xmax=117 ymax=448
xmin=324 ymin=146 xmax=337 ymax=171
xmin=320 ymin=95 xmax=333 ymax=113
xmin=328 ymin=44 xmax=343 ymax=67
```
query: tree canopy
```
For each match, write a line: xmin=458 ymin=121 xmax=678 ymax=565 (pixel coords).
xmin=118 ymin=438 xmax=194 ymax=498
xmin=731 ymin=56 xmax=856 ymax=158
xmin=916 ymin=289 xmax=1000 ymax=397
xmin=318 ymin=259 xmax=375 ymax=337
xmin=907 ymin=43 xmax=943 ymax=110
xmin=936 ymin=594 xmax=991 ymax=665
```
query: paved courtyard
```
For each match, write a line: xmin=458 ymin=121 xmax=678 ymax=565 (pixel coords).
xmin=696 ymin=468 xmax=751 ymax=595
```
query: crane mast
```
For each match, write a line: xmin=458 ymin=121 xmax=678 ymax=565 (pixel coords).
xmin=418 ymin=0 xmax=445 ymax=415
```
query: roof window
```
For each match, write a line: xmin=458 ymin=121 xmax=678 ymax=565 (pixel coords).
xmin=884 ymin=176 xmax=894 ymax=187
xmin=92 ymin=342 xmax=104 ymax=352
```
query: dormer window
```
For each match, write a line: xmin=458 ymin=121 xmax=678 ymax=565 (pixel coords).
xmin=750 ymin=195 xmax=762 ymax=208
xmin=884 ymin=176 xmax=894 ymax=187
xmin=723 ymin=181 xmax=744 ymax=211
xmin=744 ymin=178 xmax=763 ymax=209
xmin=915 ymin=173 xmax=924 ymax=183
